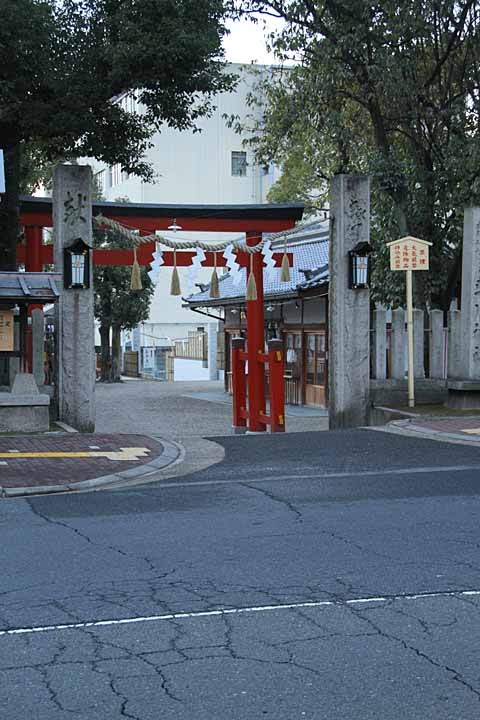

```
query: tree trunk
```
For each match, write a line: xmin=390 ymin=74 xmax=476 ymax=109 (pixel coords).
xmin=0 ymin=142 xmax=21 ymax=270
xmin=99 ymin=324 xmax=112 ymax=382
xmin=111 ymin=325 xmax=122 ymax=382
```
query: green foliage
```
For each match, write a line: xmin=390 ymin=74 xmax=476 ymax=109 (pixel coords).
xmin=93 ymin=227 xmax=154 ymax=332
xmin=0 ymin=0 xmax=235 ymax=267
xmin=2 ymin=0 xmax=232 ymax=169
xmin=232 ymin=1 xmax=480 ymax=308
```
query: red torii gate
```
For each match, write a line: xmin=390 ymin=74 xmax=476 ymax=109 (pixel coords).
xmin=19 ymin=195 xmax=303 ymax=433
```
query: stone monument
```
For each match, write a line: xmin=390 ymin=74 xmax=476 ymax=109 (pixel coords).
xmin=53 ymin=165 xmax=95 ymax=431
xmin=329 ymin=175 xmax=371 ymax=429
xmin=448 ymin=207 xmax=480 ymax=408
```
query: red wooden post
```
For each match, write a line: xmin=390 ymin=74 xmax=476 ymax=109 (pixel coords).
xmin=246 ymin=232 xmax=267 ymax=432
xmin=24 ymin=226 xmax=43 ymax=273
xmin=268 ymin=338 xmax=286 ymax=433
xmin=231 ymin=336 xmax=247 ymax=433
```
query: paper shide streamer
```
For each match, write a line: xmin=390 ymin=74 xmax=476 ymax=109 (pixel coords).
xmin=187 ymin=247 xmax=206 ymax=292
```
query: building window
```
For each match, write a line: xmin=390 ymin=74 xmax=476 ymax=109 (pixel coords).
xmin=109 ymin=163 xmax=125 ymax=187
xmin=231 ymin=151 xmax=247 ymax=177
xmin=95 ymin=170 xmax=106 ymax=195
xmin=119 ymin=93 xmax=137 ymax=114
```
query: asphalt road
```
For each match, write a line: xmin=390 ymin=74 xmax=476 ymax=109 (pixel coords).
xmin=2 ymin=429 xmax=480 ymax=719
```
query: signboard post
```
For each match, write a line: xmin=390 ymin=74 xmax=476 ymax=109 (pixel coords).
xmin=386 ymin=236 xmax=432 ymax=408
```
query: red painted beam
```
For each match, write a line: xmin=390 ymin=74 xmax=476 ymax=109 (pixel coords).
xmin=19 ymin=211 xmax=298 ymax=234
xmin=98 ymin=215 xmax=298 ymax=234
xmin=17 ymin=243 xmax=294 ymax=268
xmin=94 ymin=248 xmax=294 ymax=268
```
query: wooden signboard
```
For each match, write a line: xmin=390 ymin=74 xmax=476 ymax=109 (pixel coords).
xmin=0 ymin=309 xmax=14 ymax=351
xmin=389 ymin=236 xmax=430 ymax=271
xmin=386 ymin=236 xmax=432 ymax=408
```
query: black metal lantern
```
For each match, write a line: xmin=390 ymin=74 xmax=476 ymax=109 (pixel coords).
xmin=64 ymin=238 xmax=91 ymax=289
xmin=348 ymin=241 xmax=372 ymax=289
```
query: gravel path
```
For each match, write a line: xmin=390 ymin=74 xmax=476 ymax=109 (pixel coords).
xmin=95 ymin=379 xmax=328 ymax=440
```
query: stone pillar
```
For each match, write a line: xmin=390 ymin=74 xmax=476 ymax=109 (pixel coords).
xmin=460 ymin=208 xmax=480 ymax=378
xmin=429 ymin=309 xmax=444 ymax=379
xmin=328 ymin=175 xmax=370 ymax=429
xmin=391 ymin=308 xmax=405 ymax=380
xmin=53 ymin=165 xmax=95 ymax=432
xmin=413 ymin=308 xmax=425 ymax=378
xmin=207 ymin=323 xmax=218 ymax=381
xmin=447 ymin=310 xmax=462 ymax=379
xmin=31 ymin=308 xmax=45 ymax=387
xmin=374 ymin=307 xmax=387 ymax=380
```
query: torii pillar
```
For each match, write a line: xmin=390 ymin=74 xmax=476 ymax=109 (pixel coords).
xmin=246 ymin=232 xmax=267 ymax=433
xmin=53 ymin=165 xmax=95 ymax=431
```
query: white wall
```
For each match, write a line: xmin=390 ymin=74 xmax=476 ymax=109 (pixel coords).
xmin=92 ymin=64 xmax=279 ymax=206
xmin=173 ymin=358 xmax=210 ymax=381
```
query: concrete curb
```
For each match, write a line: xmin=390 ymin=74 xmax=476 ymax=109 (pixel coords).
xmin=373 ymin=419 xmax=480 ymax=448
xmin=0 ymin=436 xmax=182 ymax=498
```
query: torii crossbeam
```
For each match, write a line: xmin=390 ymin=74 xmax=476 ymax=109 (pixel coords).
xmin=19 ymin=195 xmax=304 ymax=433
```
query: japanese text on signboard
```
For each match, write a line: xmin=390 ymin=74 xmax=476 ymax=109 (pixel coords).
xmin=0 ymin=310 xmax=14 ymax=351
xmin=390 ymin=239 xmax=429 ymax=271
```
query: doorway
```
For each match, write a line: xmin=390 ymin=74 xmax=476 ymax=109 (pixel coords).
xmin=305 ymin=331 xmax=327 ymax=406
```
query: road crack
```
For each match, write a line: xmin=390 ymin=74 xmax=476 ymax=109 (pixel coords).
xmin=241 ymin=483 xmax=303 ymax=521
xmin=347 ymin=604 xmax=480 ymax=702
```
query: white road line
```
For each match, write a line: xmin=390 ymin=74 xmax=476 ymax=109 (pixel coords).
xmin=150 ymin=463 xmax=480 ymax=489
xmin=1 ymin=588 xmax=479 ymax=638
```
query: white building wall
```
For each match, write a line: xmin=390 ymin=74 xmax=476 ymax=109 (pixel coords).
xmin=93 ymin=64 xmax=279 ymax=206
xmin=173 ymin=358 xmax=210 ymax=382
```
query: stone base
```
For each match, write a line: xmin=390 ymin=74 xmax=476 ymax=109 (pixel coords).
xmin=0 ymin=374 xmax=50 ymax=432
xmin=447 ymin=380 xmax=480 ymax=409
xmin=232 ymin=426 xmax=247 ymax=434
xmin=371 ymin=379 xmax=447 ymax=407
xmin=0 ymin=405 xmax=49 ymax=432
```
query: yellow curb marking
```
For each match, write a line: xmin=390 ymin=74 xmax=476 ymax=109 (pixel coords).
xmin=0 ymin=448 xmax=151 ymax=461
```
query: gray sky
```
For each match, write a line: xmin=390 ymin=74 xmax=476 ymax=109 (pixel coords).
xmin=223 ymin=15 xmax=286 ymax=65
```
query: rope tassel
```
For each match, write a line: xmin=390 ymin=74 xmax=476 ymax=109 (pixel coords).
xmin=280 ymin=236 xmax=291 ymax=283
xmin=210 ymin=252 xmax=220 ymax=298
xmin=246 ymin=253 xmax=257 ymax=301
xmin=130 ymin=247 xmax=142 ymax=291
xmin=170 ymin=249 xmax=181 ymax=296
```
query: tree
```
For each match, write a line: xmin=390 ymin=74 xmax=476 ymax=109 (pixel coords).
xmin=1 ymin=0 xmax=234 ymax=269
xmin=94 ymin=226 xmax=154 ymax=381
xmin=233 ymin=1 xmax=480 ymax=308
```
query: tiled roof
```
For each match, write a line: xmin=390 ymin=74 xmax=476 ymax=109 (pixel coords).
xmin=0 ymin=272 xmax=61 ymax=303
xmin=186 ymin=221 xmax=330 ymax=306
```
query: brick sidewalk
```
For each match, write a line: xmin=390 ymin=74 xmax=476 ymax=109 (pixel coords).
xmin=393 ymin=417 xmax=480 ymax=443
xmin=409 ymin=418 xmax=480 ymax=435
xmin=0 ymin=434 xmax=163 ymax=489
